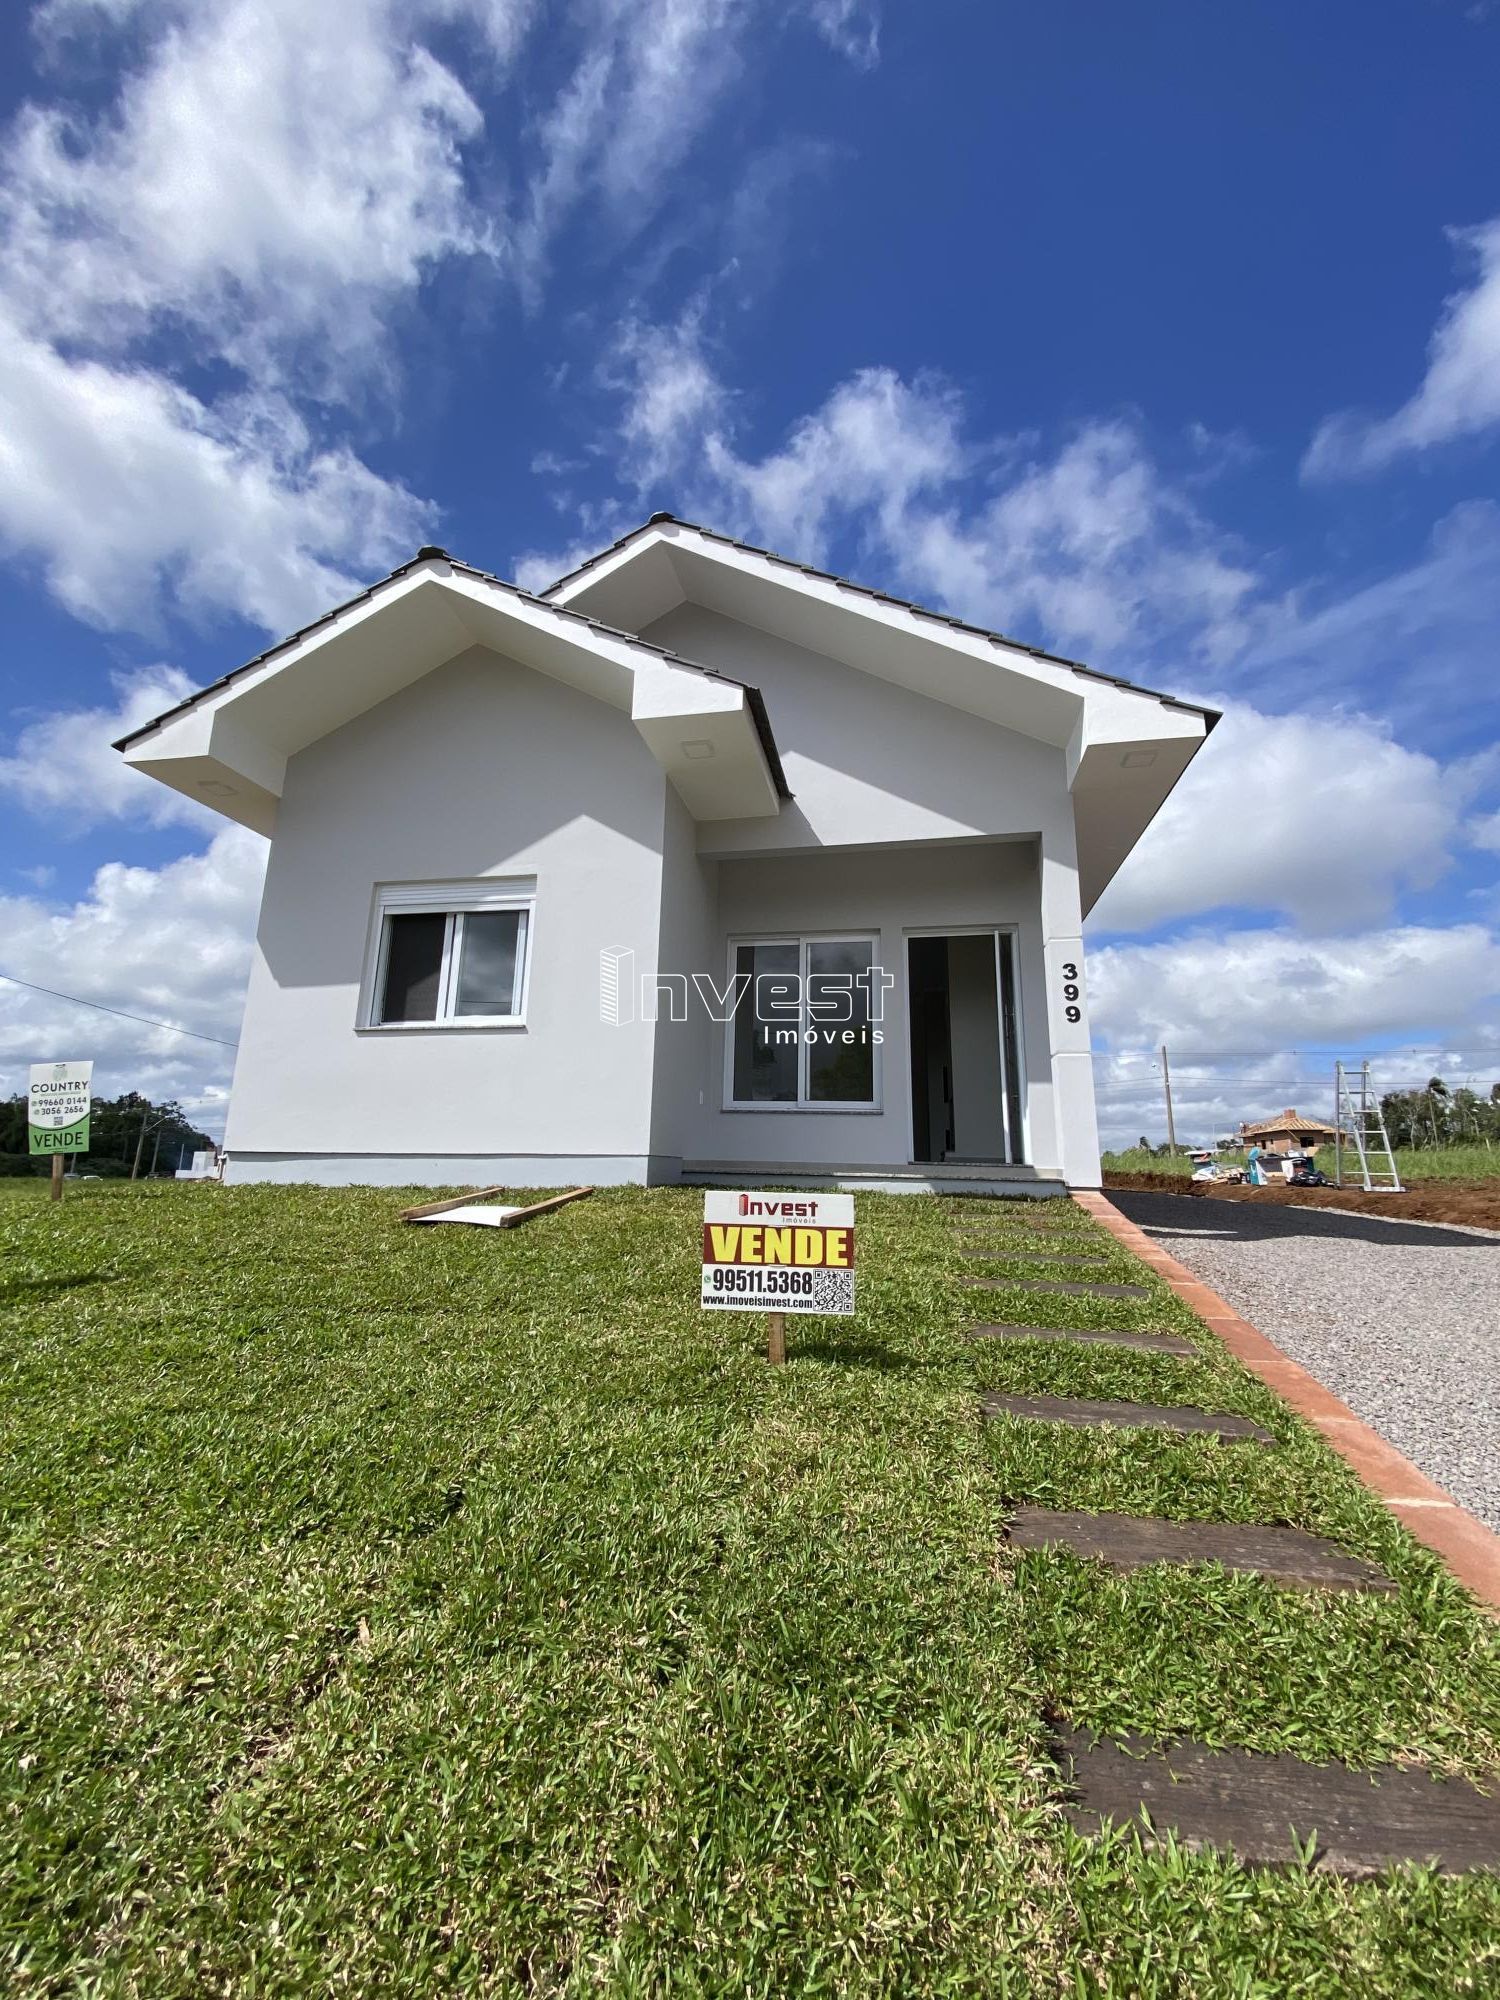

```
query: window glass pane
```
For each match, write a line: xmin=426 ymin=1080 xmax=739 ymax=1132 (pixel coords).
xmin=732 ymin=942 xmax=799 ymax=1101
xmin=380 ymin=912 xmax=446 ymax=1023
xmin=454 ymin=910 xmax=525 ymax=1016
xmin=807 ymin=939 xmax=876 ymax=1102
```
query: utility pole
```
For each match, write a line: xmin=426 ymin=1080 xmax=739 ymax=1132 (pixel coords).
xmin=1161 ymin=1044 xmax=1178 ymax=1156
xmin=131 ymin=1107 xmax=150 ymax=1180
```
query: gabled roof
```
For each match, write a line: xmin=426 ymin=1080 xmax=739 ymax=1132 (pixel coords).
xmin=115 ymin=515 xmax=1218 ymax=907
xmin=115 ymin=547 xmax=789 ymax=833
xmin=114 ymin=543 xmax=789 ymax=795
xmin=541 ymin=512 xmax=1219 ymax=912
xmin=544 ymin=512 xmax=1220 ymax=733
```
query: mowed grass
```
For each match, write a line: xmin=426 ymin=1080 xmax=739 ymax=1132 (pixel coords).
xmin=2 ymin=1181 xmax=1498 ymax=1997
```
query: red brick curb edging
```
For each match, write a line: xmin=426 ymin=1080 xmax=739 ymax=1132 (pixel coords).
xmin=1073 ymin=1189 xmax=1500 ymax=1614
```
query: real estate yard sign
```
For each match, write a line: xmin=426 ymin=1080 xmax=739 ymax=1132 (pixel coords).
xmin=701 ymin=1190 xmax=856 ymax=1352
xmin=28 ymin=1061 xmax=93 ymax=1156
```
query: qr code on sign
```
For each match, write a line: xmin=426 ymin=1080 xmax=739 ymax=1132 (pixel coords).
xmin=809 ymin=1270 xmax=854 ymax=1314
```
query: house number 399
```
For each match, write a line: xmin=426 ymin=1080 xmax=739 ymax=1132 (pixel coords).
xmin=1061 ymin=960 xmax=1083 ymax=1024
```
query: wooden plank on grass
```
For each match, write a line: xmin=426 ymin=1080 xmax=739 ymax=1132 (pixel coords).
xmin=981 ymin=1391 xmax=1273 ymax=1442
xmin=962 ymin=1276 xmax=1151 ymax=1299
xmin=966 ymin=1323 xmax=1196 ymax=1355
xmin=1010 ymin=1509 xmax=1394 ymax=1592
xmin=400 ymin=1184 xmax=512 ymax=1221
xmin=1054 ymin=1725 xmax=1500 ymax=1873
xmin=402 ymin=1186 xmax=594 ymax=1227
xmin=496 ymin=1186 xmax=594 ymax=1227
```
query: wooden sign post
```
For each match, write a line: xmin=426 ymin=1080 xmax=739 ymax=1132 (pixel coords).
xmin=700 ymin=1191 xmax=857 ymax=1361
xmin=766 ymin=1310 xmax=787 ymax=1367
xmin=29 ymin=1060 xmax=93 ymax=1204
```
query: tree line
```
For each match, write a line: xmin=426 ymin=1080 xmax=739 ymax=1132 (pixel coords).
xmin=1379 ymin=1077 xmax=1500 ymax=1150
xmin=0 ymin=1092 xmax=216 ymax=1178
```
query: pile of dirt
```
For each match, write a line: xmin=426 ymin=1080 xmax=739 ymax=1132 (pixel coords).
xmin=1101 ymin=1169 xmax=1500 ymax=1233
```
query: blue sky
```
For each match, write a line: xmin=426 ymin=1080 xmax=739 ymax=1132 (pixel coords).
xmin=0 ymin=0 xmax=1498 ymax=1145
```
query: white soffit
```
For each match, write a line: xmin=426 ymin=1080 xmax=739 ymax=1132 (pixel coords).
xmin=117 ymin=559 xmax=781 ymax=832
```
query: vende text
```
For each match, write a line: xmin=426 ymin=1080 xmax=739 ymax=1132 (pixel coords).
xmin=702 ymin=1225 xmax=855 ymax=1268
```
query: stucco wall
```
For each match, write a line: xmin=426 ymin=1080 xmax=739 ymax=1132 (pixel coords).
xmin=223 ymin=646 xmax=667 ymax=1177
xmin=634 ymin=603 xmax=1087 ymax=1176
xmin=659 ymin=841 xmax=1061 ymax=1170
xmin=638 ymin=603 xmax=1071 ymax=854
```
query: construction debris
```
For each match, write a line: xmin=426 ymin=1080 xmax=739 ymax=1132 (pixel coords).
xmin=401 ymin=1186 xmax=594 ymax=1229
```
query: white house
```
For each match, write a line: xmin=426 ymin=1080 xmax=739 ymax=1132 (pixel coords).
xmin=117 ymin=515 xmax=1217 ymax=1193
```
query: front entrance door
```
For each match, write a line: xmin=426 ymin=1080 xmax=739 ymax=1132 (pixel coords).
xmin=908 ymin=932 xmax=1024 ymax=1164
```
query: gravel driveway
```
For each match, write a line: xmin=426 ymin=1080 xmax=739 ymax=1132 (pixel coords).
xmin=1110 ymin=1190 xmax=1500 ymax=1534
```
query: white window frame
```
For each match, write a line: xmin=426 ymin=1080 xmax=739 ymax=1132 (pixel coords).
xmin=722 ymin=932 xmax=883 ymax=1113
xmin=359 ymin=879 xmax=535 ymax=1031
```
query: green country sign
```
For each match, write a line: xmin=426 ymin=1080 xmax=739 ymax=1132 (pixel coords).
xmin=28 ymin=1061 xmax=93 ymax=1157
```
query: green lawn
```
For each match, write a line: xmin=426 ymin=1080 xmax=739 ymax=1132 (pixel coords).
xmin=2 ymin=1181 xmax=1497 ymax=1996
xmin=1103 ymin=1144 xmax=1500 ymax=1183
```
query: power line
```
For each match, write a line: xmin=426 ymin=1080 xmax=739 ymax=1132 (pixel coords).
xmin=0 ymin=973 xmax=239 ymax=1049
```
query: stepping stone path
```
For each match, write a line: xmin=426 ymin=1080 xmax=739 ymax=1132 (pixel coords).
xmin=955 ymin=1201 xmax=1500 ymax=1875
xmin=966 ymin=1321 xmax=1195 ymax=1356
xmin=1009 ymin=1507 xmax=1395 ymax=1593
xmin=958 ymin=1247 xmax=1114 ymax=1265
xmin=1054 ymin=1725 xmax=1500 ymax=1874
xmin=962 ymin=1276 xmax=1151 ymax=1299
xmin=980 ymin=1391 xmax=1273 ymax=1443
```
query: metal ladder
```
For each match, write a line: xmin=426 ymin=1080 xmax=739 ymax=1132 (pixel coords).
xmin=1333 ymin=1061 xmax=1403 ymax=1191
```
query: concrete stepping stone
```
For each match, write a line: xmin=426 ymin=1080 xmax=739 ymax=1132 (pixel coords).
xmin=958 ymin=1246 xmax=1113 ymax=1265
xmin=955 ymin=1213 xmax=1078 ymax=1230
xmin=980 ymin=1391 xmax=1274 ymax=1443
xmin=1055 ymin=1724 xmax=1500 ymax=1874
xmin=962 ymin=1276 xmax=1151 ymax=1299
xmin=966 ymin=1322 xmax=1196 ymax=1356
xmin=1009 ymin=1508 xmax=1394 ymax=1592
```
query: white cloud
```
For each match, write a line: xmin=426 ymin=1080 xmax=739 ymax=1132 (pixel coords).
xmin=705 ymin=365 xmax=971 ymax=561
xmin=0 ymin=663 xmax=210 ymax=829
xmin=899 ymin=422 xmax=1259 ymax=665
xmin=1305 ymin=217 xmax=1500 ymax=476
xmin=1230 ymin=501 xmax=1500 ymax=744
xmin=543 ymin=323 xmax=1260 ymax=666
xmin=1 ymin=0 xmax=883 ymax=637
xmin=1088 ymin=703 xmax=1465 ymax=934
xmin=1472 ymin=808 xmax=1500 ymax=854
xmin=4 ymin=0 xmax=512 ymax=379
xmin=809 ymin=0 xmax=880 ymax=68
xmin=612 ymin=307 xmax=732 ymax=487
xmin=1090 ymin=923 xmax=1500 ymax=1066
xmin=1087 ymin=923 xmax=1500 ymax=1146
xmin=0 ymin=824 xmax=267 ymax=1129
xmin=0 ymin=0 xmax=503 ymax=633
xmin=0 ymin=319 xmax=434 ymax=634
xmin=514 ymin=0 xmax=878 ymax=297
